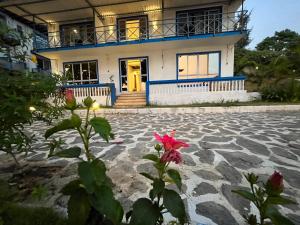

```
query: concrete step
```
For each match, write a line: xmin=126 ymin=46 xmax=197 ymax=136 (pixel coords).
xmin=115 ymin=102 xmax=146 ymax=106
xmin=114 ymin=92 xmax=146 ymax=108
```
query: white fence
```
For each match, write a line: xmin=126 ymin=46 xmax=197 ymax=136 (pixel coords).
xmin=148 ymin=78 xmax=252 ymax=105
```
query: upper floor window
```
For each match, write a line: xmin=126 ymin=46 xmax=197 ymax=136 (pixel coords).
xmin=118 ymin=16 xmax=147 ymax=41
xmin=178 ymin=52 xmax=220 ymax=79
xmin=64 ymin=60 xmax=98 ymax=85
xmin=60 ymin=22 xmax=94 ymax=47
xmin=176 ymin=7 xmax=222 ymax=36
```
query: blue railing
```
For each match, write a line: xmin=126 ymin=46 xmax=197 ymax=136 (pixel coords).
xmin=146 ymin=76 xmax=246 ymax=105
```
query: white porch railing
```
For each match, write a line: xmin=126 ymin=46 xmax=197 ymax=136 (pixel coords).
xmin=147 ymin=77 xmax=248 ymax=105
xmin=60 ymin=83 xmax=116 ymax=106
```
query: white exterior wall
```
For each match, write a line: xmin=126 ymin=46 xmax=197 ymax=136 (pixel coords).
xmin=51 ymin=42 xmax=235 ymax=92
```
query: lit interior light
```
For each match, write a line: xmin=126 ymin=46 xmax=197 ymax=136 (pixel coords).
xmin=29 ymin=106 xmax=36 ymax=111
xmin=73 ymin=29 xmax=78 ymax=33
xmin=91 ymin=102 xmax=100 ymax=111
xmin=152 ymin=21 xmax=158 ymax=30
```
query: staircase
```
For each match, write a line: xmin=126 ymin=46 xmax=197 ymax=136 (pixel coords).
xmin=114 ymin=92 xmax=146 ymax=108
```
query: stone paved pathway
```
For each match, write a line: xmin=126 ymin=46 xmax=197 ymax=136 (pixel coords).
xmin=1 ymin=111 xmax=300 ymax=225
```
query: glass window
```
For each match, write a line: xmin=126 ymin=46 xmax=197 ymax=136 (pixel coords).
xmin=208 ymin=53 xmax=219 ymax=75
xmin=178 ymin=55 xmax=187 ymax=76
xmin=64 ymin=60 xmax=98 ymax=85
xmin=178 ymin=52 xmax=220 ymax=79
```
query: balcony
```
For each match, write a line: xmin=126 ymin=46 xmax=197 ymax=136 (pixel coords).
xmin=34 ymin=10 xmax=246 ymax=51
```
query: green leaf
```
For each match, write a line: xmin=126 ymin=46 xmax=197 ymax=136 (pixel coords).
xmin=152 ymin=179 xmax=165 ymax=198
xmin=129 ymin=198 xmax=161 ymax=225
xmin=142 ymin=154 xmax=159 ymax=162
xmin=140 ymin=172 xmax=155 ymax=181
xmin=163 ymin=189 xmax=186 ymax=224
xmin=232 ymin=189 xmax=256 ymax=202
xmin=78 ymin=159 xmax=107 ymax=193
xmin=265 ymin=206 xmax=295 ymax=225
xmin=167 ymin=169 xmax=182 ymax=191
xmin=90 ymin=185 xmax=124 ymax=225
xmin=267 ymin=196 xmax=297 ymax=205
xmin=90 ymin=117 xmax=113 ymax=142
xmin=53 ymin=147 xmax=81 ymax=158
xmin=68 ymin=188 xmax=91 ymax=225
xmin=44 ymin=119 xmax=75 ymax=139
xmin=61 ymin=179 xmax=81 ymax=195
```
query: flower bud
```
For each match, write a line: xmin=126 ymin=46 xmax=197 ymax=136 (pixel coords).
xmin=65 ymin=89 xmax=77 ymax=111
xmin=266 ymin=171 xmax=284 ymax=195
xmin=154 ymin=144 xmax=162 ymax=151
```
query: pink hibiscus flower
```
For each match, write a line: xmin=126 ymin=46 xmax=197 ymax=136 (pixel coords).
xmin=154 ymin=131 xmax=189 ymax=164
xmin=154 ymin=131 xmax=189 ymax=151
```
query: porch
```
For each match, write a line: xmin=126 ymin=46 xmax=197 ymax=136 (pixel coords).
xmin=61 ymin=76 xmax=247 ymax=107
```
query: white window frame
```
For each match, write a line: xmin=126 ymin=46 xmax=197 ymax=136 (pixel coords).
xmin=63 ymin=60 xmax=98 ymax=85
xmin=177 ymin=51 xmax=220 ymax=80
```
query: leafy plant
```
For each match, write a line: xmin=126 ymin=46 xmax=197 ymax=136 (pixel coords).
xmin=45 ymin=93 xmax=122 ymax=225
xmin=0 ymin=69 xmax=63 ymax=165
xmin=126 ymin=131 xmax=189 ymax=225
xmin=232 ymin=171 xmax=297 ymax=225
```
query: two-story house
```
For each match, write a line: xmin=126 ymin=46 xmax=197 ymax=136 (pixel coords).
xmin=0 ymin=0 xmax=248 ymax=107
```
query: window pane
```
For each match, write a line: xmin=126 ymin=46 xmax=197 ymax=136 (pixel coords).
xmin=178 ymin=55 xmax=187 ymax=76
xmin=73 ymin=63 xmax=81 ymax=80
xmin=208 ymin=53 xmax=219 ymax=76
xmin=199 ymin=54 xmax=208 ymax=75
xmin=89 ymin=62 xmax=97 ymax=79
xmin=188 ymin=55 xmax=198 ymax=75
xmin=82 ymin=62 xmax=89 ymax=80
xmin=64 ymin=63 xmax=73 ymax=81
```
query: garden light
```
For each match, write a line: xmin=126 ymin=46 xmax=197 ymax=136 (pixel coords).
xmin=29 ymin=106 xmax=36 ymax=111
xmin=91 ymin=102 xmax=100 ymax=111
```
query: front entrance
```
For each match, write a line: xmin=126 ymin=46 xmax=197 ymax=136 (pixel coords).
xmin=119 ymin=57 xmax=148 ymax=93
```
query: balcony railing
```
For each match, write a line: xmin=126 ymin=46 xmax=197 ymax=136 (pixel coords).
xmin=34 ymin=10 xmax=246 ymax=50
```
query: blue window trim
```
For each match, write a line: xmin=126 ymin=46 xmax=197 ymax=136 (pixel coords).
xmin=176 ymin=51 xmax=221 ymax=81
xmin=62 ymin=59 xmax=100 ymax=85
xmin=116 ymin=15 xmax=149 ymax=41
xmin=118 ymin=56 xmax=149 ymax=93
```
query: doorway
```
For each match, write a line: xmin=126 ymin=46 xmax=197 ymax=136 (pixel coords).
xmin=119 ymin=57 xmax=148 ymax=93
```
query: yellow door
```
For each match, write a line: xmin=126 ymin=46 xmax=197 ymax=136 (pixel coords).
xmin=127 ymin=59 xmax=141 ymax=92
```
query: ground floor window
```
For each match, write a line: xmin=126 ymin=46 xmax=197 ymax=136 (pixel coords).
xmin=177 ymin=52 xmax=220 ymax=79
xmin=63 ymin=60 xmax=98 ymax=85
xmin=119 ymin=57 xmax=148 ymax=92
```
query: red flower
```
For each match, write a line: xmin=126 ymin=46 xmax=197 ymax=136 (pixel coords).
xmin=267 ymin=171 xmax=284 ymax=194
xmin=154 ymin=131 xmax=189 ymax=151
xmin=65 ymin=89 xmax=75 ymax=104
xmin=161 ymin=150 xmax=182 ymax=164
xmin=154 ymin=131 xmax=189 ymax=164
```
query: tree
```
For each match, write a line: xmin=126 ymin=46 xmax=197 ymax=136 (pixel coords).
xmin=256 ymin=29 xmax=300 ymax=54
xmin=235 ymin=10 xmax=252 ymax=49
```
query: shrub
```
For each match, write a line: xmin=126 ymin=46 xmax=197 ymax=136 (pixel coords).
xmin=261 ymin=79 xmax=300 ymax=102
xmin=0 ymin=69 xmax=63 ymax=164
